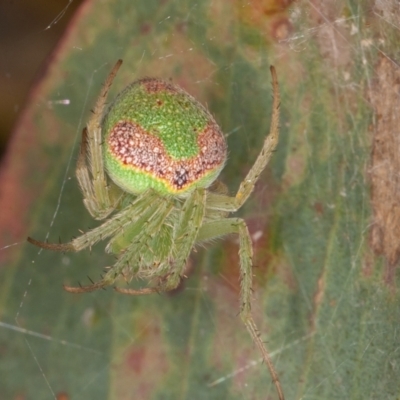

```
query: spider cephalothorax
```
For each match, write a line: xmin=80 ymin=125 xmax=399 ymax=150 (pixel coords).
xmin=28 ymin=60 xmax=284 ymax=400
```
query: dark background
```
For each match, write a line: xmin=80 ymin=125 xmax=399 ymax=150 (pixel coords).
xmin=0 ymin=0 xmax=83 ymax=159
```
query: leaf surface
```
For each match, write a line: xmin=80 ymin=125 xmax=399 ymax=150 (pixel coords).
xmin=0 ymin=1 xmax=399 ymax=399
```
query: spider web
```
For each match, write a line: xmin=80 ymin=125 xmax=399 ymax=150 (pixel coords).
xmin=1 ymin=1 xmax=400 ymax=399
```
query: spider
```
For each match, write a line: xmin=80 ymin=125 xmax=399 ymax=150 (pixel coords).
xmin=28 ymin=60 xmax=283 ymax=400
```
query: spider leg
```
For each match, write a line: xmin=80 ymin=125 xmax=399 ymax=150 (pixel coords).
xmin=27 ymin=236 xmax=75 ymax=252
xmin=115 ymin=188 xmax=207 ymax=295
xmin=27 ymin=191 xmax=156 ymax=253
xmin=63 ymin=280 xmax=108 ymax=293
xmin=79 ymin=60 xmax=123 ymax=220
xmin=196 ymin=218 xmax=285 ymax=400
xmin=114 ymin=287 xmax=159 ymax=295
xmin=166 ymin=187 xmax=206 ymax=290
xmin=104 ymin=192 xmax=172 ymax=254
xmin=206 ymin=66 xmax=280 ymax=214
xmin=76 ymin=127 xmax=96 ymax=216
xmin=76 ymin=127 xmax=121 ymax=219
xmin=235 ymin=66 xmax=280 ymax=208
xmin=64 ymin=194 xmax=174 ymax=293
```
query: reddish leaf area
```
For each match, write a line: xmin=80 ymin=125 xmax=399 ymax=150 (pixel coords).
xmin=115 ymin=317 xmax=169 ymax=399
xmin=0 ymin=106 xmax=46 ymax=264
xmin=237 ymin=0 xmax=294 ymax=41
xmin=0 ymin=0 xmax=92 ymax=266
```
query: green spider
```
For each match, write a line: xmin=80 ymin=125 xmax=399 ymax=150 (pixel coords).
xmin=28 ymin=60 xmax=283 ymax=400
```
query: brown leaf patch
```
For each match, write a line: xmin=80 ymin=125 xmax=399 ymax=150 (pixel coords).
xmin=369 ymin=56 xmax=400 ymax=280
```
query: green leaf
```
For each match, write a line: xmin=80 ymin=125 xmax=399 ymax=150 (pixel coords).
xmin=1 ymin=1 xmax=399 ymax=399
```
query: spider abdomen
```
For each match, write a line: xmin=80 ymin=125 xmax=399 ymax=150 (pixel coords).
xmin=102 ymin=78 xmax=227 ymax=196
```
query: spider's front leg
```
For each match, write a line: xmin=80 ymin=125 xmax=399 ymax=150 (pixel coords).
xmin=235 ymin=66 xmax=280 ymax=209
xmin=206 ymin=66 xmax=280 ymax=214
xmin=76 ymin=60 xmax=124 ymax=220
xmin=27 ymin=190 xmax=153 ymax=253
xmin=197 ymin=218 xmax=285 ymax=400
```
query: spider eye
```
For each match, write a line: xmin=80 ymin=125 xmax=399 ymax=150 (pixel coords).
xmin=102 ymin=78 xmax=227 ymax=196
